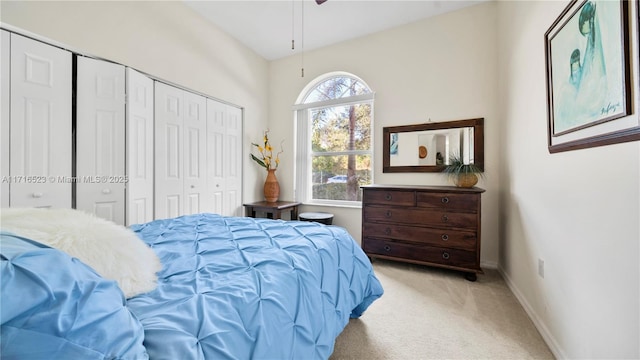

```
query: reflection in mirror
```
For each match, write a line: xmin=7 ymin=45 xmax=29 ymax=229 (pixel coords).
xmin=389 ymin=127 xmax=474 ymax=167
xmin=383 ymin=118 xmax=484 ymax=173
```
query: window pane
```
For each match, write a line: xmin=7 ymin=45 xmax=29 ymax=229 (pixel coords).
xmin=311 ymin=103 xmax=371 ymax=153
xmin=304 ymin=76 xmax=371 ymax=103
xmin=311 ymin=154 xmax=372 ymax=201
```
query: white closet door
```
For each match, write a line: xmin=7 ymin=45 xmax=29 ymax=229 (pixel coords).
xmin=225 ymin=105 xmax=243 ymax=216
xmin=183 ymin=91 xmax=206 ymax=215
xmin=206 ymin=98 xmax=225 ymax=214
xmin=206 ymin=99 xmax=243 ymax=217
xmin=76 ymin=56 xmax=125 ymax=224
xmin=155 ymin=82 xmax=184 ymax=219
xmin=1 ymin=30 xmax=10 ymax=208
xmin=10 ymin=34 xmax=72 ymax=208
xmin=126 ymin=68 xmax=154 ymax=225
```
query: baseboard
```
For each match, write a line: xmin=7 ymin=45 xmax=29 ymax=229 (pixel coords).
xmin=480 ymin=260 xmax=498 ymax=269
xmin=497 ymin=265 xmax=567 ymax=359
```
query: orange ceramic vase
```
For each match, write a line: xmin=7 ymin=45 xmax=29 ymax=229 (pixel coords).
xmin=263 ymin=169 xmax=280 ymax=202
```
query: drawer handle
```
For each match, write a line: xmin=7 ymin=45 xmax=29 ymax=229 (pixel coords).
xmin=385 ymin=210 xmax=392 ymax=218
xmin=442 ymin=252 xmax=450 ymax=260
xmin=442 ymin=214 xmax=448 ymax=222
xmin=384 ymin=245 xmax=391 ymax=252
xmin=441 ymin=234 xmax=449 ymax=241
xmin=441 ymin=197 xmax=449 ymax=204
xmin=385 ymin=193 xmax=392 ymax=201
xmin=385 ymin=228 xmax=391 ymax=235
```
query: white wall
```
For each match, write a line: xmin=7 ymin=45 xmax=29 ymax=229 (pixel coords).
xmin=268 ymin=2 xmax=501 ymax=267
xmin=498 ymin=1 xmax=639 ymax=358
xmin=0 ymin=0 xmax=270 ymax=206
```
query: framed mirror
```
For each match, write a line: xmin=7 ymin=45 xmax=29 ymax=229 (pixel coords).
xmin=383 ymin=118 xmax=484 ymax=173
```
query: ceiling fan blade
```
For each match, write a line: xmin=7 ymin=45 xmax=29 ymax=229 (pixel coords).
xmin=316 ymin=0 xmax=328 ymax=4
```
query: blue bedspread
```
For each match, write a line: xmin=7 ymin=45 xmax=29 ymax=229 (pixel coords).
xmin=128 ymin=214 xmax=383 ymax=360
xmin=0 ymin=232 xmax=148 ymax=360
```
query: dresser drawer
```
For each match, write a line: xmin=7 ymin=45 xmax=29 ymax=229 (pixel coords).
xmin=362 ymin=222 xmax=476 ymax=251
xmin=363 ymin=205 xmax=478 ymax=230
xmin=363 ymin=237 xmax=479 ymax=270
xmin=416 ymin=192 xmax=478 ymax=212
xmin=362 ymin=189 xmax=415 ymax=206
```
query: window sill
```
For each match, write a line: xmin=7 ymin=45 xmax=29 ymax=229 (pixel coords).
xmin=301 ymin=201 xmax=362 ymax=209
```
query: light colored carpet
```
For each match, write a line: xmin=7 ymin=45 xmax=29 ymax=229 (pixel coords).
xmin=331 ymin=259 xmax=554 ymax=359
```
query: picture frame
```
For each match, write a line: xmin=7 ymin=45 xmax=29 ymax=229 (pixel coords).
xmin=545 ymin=0 xmax=640 ymax=153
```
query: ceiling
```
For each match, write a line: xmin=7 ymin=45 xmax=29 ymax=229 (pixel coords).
xmin=183 ymin=0 xmax=486 ymax=61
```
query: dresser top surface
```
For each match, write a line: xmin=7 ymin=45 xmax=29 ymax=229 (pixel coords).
xmin=362 ymin=184 xmax=485 ymax=193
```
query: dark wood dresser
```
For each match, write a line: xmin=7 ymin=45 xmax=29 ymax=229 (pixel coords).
xmin=361 ymin=184 xmax=485 ymax=281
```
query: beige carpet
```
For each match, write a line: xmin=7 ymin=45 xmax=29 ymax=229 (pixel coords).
xmin=331 ymin=259 xmax=554 ymax=359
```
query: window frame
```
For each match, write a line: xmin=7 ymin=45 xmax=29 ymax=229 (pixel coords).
xmin=293 ymin=73 xmax=374 ymax=207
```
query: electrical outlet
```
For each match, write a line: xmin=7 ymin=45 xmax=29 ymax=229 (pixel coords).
xmin=538 ymin=258 xmax=545 ymax=279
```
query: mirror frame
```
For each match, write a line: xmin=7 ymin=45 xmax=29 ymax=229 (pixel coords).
xmin=383 ymin=118 xmax=484 ymax=173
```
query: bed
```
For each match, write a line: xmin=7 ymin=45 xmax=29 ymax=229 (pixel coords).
xmin=0 ymin=210 xmax=383 ymax=360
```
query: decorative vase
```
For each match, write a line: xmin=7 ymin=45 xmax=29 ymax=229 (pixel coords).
xmin=263 ymin=169 xmax=280 ymax=202
xmin=454 ymin=173 xmax=478 ymax=188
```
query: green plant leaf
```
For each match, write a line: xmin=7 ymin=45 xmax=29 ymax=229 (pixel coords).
xmin=443 ymin=153 xmax=484 ymax=179
xmin=250 ymin=154 xmax=267 ymax=169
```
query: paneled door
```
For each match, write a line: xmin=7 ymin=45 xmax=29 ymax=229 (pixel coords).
xmin=225 ymin=105 xmax=242 ymax=216
xmin=76 ymin=56 xmax=126 ymax=224
xmin=206 ymin=98 xmax=225 ymax=214
xmin=1 ymin=30 xmax=10 ymax=208
xmin=206 ymin=99 xmax=242 ymax=216
xmin=182 ymin=91 xmax=206 ymax=216
xmin=155 ymin=82 xmax=207 ymax=219
xmin=155 ymin=82 xmax=184 ymax=219
xmin=126 ymin=68 xmax=154 ymax=225
xmin=9 ymin=33 xmax=72 ymax=208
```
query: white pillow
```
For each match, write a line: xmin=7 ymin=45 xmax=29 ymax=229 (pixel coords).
xmin=0 ymin=208 xmax=161 ymax=298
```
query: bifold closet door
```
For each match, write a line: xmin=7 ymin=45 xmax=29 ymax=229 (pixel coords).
xmin=1 ymin=30 xmax=10 ymax=208
xmin=206 ymin=99 xmax=242 ymax=216
xmin=9 ymin=33 xmax=72 ymax=208
xmin=225 ymin=105 xmax=242 ymax=216
xmin=126 ymin=68 xmax=154 ymax=225
xmin=183 ymin=91 xmax=207 ymax=215
xmin=76 ymin=56 xmax=126 ymax=224
xmin=155 ymin=82 xmax=206 ymax=219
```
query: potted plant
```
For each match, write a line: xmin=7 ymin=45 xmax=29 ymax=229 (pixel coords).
xmin=443 ymin=153 xmax=484 ymax=188
xmin=250 ymin=129 xmax=283 ymax=202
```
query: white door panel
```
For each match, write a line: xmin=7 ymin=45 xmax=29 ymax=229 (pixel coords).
xmin=10 ymin=34 xmax=72 ymax=208
xmin=155 ymin=82 xmax=184 ymax=219
xmin=1 ymin=30 xmax=10 ymax=208
xmin=225 ymin=106 xmax=243 ymax=216
xmin=76 ymin=56 xmax=125 ymax=224
xmin=126 ymin=68 xmax=154 ymax=225
xmin=183 ymin=91 xmax=206 ymax=214
xmin=206 ymin=99 xmax=243 ymax=216
xmin=206 ymin=99 xmax=225 ymax=215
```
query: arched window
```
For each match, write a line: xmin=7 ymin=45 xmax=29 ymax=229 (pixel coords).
xmin=294 ymin=72 xmax=374 ymax=206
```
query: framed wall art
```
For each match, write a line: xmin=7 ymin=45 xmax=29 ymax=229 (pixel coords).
xmin=545 ymin=0 xmax=640 ymax=153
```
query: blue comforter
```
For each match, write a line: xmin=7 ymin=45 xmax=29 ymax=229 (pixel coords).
xmin=128 ymin=214 xmax=383 ymax=360
xmin=1 ymin=214 xmax=383 ymax=360
xmin=0 ymin=233 xmax=148 ymax=360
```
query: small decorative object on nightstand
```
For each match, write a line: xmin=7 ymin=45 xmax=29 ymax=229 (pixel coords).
xmin=250 ymin=129 xmax=284 ymax=202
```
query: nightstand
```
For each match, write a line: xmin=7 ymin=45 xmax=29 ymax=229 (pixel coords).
xmin=243 ymin=201 xmax=301 ymax=220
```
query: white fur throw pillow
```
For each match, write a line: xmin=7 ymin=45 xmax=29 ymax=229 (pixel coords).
xmin=1 ymin=208 xmax=161 ymax=298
